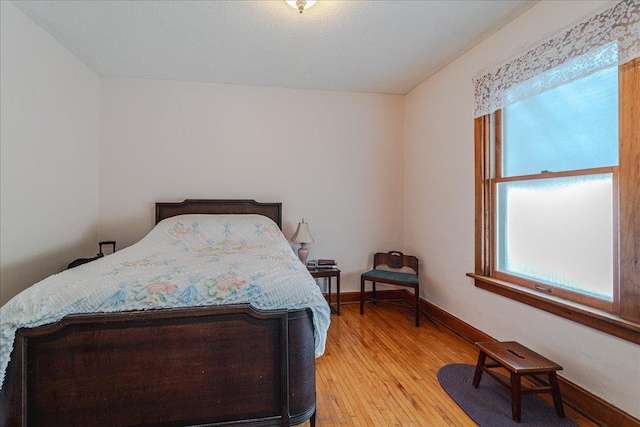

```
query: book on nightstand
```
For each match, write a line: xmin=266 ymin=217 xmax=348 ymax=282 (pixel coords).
xmin=307 ymin=259 xmax=338 ymax=269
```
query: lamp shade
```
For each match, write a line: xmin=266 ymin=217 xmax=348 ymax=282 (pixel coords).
xmin=291 ymin=219 xmax=314 ymax=244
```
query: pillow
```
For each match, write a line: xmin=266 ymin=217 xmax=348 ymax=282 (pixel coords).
xmin=154 ymin=214 xmax=282 ymax=244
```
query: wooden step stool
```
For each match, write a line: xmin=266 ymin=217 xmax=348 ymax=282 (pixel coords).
xmin=472 ymin=341 xmax=565 ymax=422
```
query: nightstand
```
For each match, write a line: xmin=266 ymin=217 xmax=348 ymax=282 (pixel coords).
xmin=309 ymin=268 xmax=341 ymax=315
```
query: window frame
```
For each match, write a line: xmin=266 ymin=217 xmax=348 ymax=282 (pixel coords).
xmin=492 ymin=168 xmax=620 ymax=312
xmin=469 ymin=59 xmax=640 ymax=344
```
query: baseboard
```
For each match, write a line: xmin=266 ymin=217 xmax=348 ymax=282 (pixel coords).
xmin=337 ymin=289 xmax=639 ymax=427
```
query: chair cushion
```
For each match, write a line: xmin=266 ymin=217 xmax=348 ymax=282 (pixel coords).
xmin=361 ymin=269 xmax=419 ymax=285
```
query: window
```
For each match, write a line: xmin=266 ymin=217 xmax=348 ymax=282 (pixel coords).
xmin=470 ymin=57 xmax=639 ymax=342
xmin=493 ymin=64 xmax=619 ymax=311
xmin=468 ymin=0 xmax=640 ymax=343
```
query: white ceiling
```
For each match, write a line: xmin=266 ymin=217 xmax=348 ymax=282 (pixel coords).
xmin=11 ymin=0 xmax=537 ymax=95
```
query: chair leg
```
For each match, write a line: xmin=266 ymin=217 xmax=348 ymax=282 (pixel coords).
xmin=511 ymin=372 xmax=522 ymax=422
xmin=549 ymin=371 xmax=565 ymax=418
xmin=472 ymin=351 xmax=486 ymax=387
xmin=360 ymin=277 xmax=365 ymax=315
xmin=372 ymin=282 xmax=377 ymax=302
xmin=414 ymin=285 xmax=420 ymax=327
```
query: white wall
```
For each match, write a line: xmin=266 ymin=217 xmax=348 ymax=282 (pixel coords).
xmin=404 ymin=0 xmax=639 ymax=418
xmin=98 ymin=77 xmax=405 ymax=292
xmin=0 ymin=2 xmax=100 ymax=306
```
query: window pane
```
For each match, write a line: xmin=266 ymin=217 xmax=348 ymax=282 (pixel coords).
xmin=502 ymin=66 xmax=619 ymax=177
xmin=496 ymin=174 xmax=613 ymax=300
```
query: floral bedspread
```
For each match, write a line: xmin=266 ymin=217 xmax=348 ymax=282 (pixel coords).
xmin=0 ymin=214 xmax=330 ymax=390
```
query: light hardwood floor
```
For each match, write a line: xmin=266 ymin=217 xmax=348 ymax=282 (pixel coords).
xmin=301 ymin=302 xmax=597 ymax=426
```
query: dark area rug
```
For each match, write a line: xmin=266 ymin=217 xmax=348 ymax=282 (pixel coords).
xmin=437 ymin=364 xmax=578 ymax=427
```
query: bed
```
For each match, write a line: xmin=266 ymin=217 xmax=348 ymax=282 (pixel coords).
xmin=0 ymin=199 xmax=330 ymax=427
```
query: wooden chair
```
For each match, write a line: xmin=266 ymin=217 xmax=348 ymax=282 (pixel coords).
xmin=360 ymin=251 xmax=420 ymax=326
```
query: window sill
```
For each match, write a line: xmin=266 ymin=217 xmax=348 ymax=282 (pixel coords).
xmin=467 ymin=273 xmax=640 ymax=345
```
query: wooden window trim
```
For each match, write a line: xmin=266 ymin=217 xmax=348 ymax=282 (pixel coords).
xmin=618 ymin=58 xmax=640 ymax=324
xmin=494 ymin=167 xmax=615 ymax=183
xmin=470 ymin=58 xmax=640 ymax=345
xmin=467 ymin=273 xmax=640 ymax=344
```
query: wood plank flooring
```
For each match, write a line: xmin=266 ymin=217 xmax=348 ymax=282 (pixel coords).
xmin=301 ymin=303 xmax=597 ymax=426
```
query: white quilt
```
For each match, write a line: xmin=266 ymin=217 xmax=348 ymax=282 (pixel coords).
xmin=0 ymin=214 xmax=330 ymax=390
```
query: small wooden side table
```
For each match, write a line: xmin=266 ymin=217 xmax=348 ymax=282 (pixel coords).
xmin=472 ymin=341 xmax=564 ymax=423
xmin=309 ymin=268 xmax=341 ymax=315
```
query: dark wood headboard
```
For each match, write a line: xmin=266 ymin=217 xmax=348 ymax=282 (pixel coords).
xmin=155 ymin=199 xmax=283 ymax=229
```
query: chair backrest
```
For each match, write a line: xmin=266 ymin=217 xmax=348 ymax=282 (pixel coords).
xmin=373 ymin=251 xmax=419 ymax=275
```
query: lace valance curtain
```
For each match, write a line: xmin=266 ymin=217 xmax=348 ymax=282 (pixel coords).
xmin=473 ymin=0 xmax=640 ymax=118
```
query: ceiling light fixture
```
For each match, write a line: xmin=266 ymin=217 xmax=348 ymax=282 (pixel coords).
xmin=286 ymin=0 xmax=317 ymax=13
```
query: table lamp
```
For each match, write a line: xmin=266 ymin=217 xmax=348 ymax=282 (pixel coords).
xmin=291 ymin=219 xmax=314 ymax=264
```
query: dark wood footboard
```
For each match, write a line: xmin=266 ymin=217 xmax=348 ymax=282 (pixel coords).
xmin=0 ymin=305 xmax=316 ymax=427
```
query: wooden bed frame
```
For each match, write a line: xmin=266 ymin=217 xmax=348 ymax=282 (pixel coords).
xmin=0 ymin=200 xmax=317 ymax=427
